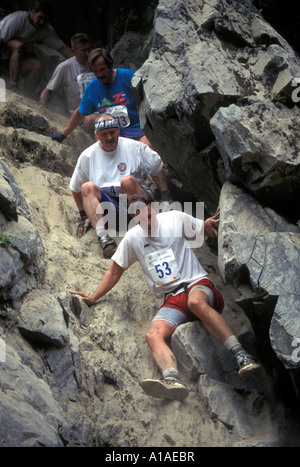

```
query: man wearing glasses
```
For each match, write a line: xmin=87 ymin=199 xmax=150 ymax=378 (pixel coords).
xmin=40 ymin=33 xmax=94 ymax=114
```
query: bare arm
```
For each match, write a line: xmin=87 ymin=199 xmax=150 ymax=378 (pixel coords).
xmin=62 ymin=108 xmax=85 ymax=137
xmin=40 ymin=87 xmax=52 ymax=106
xmin=68 ymin=261 xmax=125 ymax=306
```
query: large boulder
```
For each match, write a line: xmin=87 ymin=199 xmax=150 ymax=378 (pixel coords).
xmin=218 ymin=181 xmax=300 ymax=385
xmin=0 ymin=157 xmax=45 ymax=304
xmin=210 ymin=101 xmax=300 ymax=220
xmin=132 ymin=0 xmax=300 ymax=216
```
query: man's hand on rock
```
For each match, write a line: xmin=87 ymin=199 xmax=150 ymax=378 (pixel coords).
xmin=204 ymin=206 xmax=220 ymax=238
xmin=49 ymin=133 xmax=66 ymax=143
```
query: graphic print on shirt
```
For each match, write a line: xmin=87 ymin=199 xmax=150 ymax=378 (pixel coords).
xmin=118 ymin=163 xmax=127 ymax=173
xmin=98 ymin=94 xmax=131 ymax=128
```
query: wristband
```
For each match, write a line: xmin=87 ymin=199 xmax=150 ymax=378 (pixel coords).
xmin=80 ymin=210 xmax=87 ymax=219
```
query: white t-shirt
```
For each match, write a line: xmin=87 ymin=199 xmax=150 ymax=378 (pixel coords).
xmin=47 ymin=56 xmax=94 ymax=113
xmin=0 ymin=11 xmax=65 ymax=49
xmin=112 ymin=210 xmax=207 ymax=299
xmin=69 ymin=137 xmax=164 ymax=197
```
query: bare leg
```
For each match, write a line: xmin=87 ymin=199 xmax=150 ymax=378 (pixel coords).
xmin=145 ymin=320 xmax=177 ymax=374
xmin=3 ymin=40 xmax=23 ymax=86
xmin=120 ymin=175 xmax=146 ymax=198
xmin=142 ymin=320 xmax=189 ymax=400
xmin=81 ymin=182 xmax=103 ymax=230
xmin=80 ymin=181 xmax=117 ymax=258
xmin=188 ymin=289 xmax=233 ymax=344
xmin=188 ymin=289 xmax=260 ymax=378
xmin=20 ymin=57 xmax=44 ymax=97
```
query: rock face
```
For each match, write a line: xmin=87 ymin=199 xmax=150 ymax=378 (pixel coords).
xmin=132 ymin=0 xmax=300 ymax=219
xmin=132 ymin=0 xmax=300 ymax=406
xmin=1 ymin=0 xmax=300 ymax=448
xmin=218 ymin=182 xmax=300 ymax=393
xmin=211 ymin=102 xmax=300 ymax=219
xmin=1 ymin=92 xmax=299 ymax=447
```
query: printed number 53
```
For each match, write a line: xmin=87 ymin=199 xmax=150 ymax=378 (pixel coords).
xmin=155 ymin=262 xmax=171 ymax=278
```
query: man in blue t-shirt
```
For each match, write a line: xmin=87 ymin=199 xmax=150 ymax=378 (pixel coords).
xmin=49 ymin=48 xmax=152 ymax=147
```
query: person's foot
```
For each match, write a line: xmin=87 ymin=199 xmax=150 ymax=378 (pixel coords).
xmin=140 ymin=378 xmax=189 ymax=400
xmin=235 ymin=350 xmax=260 ymax=379
xmin=98 ymin=234 xmax=117 ymax=259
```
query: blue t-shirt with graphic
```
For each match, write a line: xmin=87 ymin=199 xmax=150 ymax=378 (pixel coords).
xmin=79 ymin=68 xmax=144 ymax=138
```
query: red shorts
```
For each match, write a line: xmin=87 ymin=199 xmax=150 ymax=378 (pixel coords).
xmin=160 ymin=278 xmax=224 ymax=320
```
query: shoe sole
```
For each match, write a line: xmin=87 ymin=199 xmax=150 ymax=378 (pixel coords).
xmin=141 ymin=379 xmax=189 ymax=400
xmin=238 ymin=362 xmax=260 ymax=379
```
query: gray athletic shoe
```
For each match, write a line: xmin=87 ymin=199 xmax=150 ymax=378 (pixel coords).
xmin=141 ymin=378 xmax=189 ymax=400
xmin=235 ymin=350 xmax=260 ymax=379
xmin=98 ymin=234 xmax=117 ymax=259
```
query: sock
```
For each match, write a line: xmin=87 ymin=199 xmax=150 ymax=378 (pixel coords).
xmin=224 ymin=335 xmax=243 ymax=356
xmin=163 ymin=368 xmax=179 ymax=381
xmin=95 ymin=224 xmax=106 ymax=238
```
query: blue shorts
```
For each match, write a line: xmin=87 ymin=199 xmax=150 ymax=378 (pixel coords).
xmin=100 ymin=190 xmax=120 ymax=212
xmin=100 ymin=184 xmax=152 ymax=214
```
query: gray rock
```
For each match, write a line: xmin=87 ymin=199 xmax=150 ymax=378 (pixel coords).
xmin=218 ymin=181 xmax=300 ymax=377
xmin=210 ymin=102 xmax=300 ymax=216
xmin=0 ymin=156 xmax=30 ymax=221
xmin=18 ymin=291 xmax=69 ymax=347
xmin=0 ymin=344 xmax=65 ymax=447
xmin=198 ymin=374 xmax=279 ymax=446
xmin=1 ymin=0 xmax=300 ymax=448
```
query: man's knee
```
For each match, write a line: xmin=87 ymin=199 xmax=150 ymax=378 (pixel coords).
xmin=120 ymin=175 xmax=138 ymax=191
xmin=81 ymin=181 xmax=100 ymax=198
xmin=145 ymin=328 xmax=159 ymax=348
xmin=145 ymin=322 xmax=174 ymax=348
xmin=188 ymin=293 xmax=210 ymax=317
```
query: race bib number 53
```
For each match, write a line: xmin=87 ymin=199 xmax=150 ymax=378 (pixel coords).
xmin=145 ymin=247 xmax=181 ymax=286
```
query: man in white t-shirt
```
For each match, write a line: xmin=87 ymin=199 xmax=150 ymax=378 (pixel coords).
xmin=68 ymin=193 xmax=260 ymax=400
xmin=0 ymin=1 xmax=72 ymax=95
xmin=69 ymin=113 xmax=172 ymax=258
xmin=40 ymin=33 xmax=94 ymax=114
